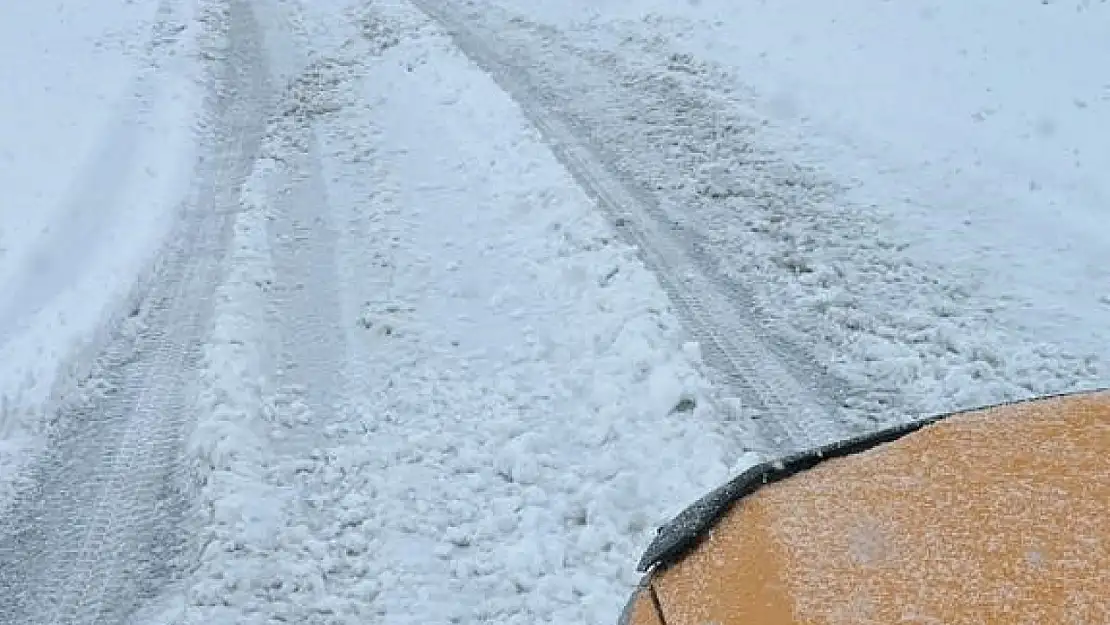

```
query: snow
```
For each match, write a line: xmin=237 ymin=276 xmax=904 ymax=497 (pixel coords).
xmin=1 ymin=0 xmax=1106 ymax=622
xmin=0 ymin=0 xmax=205 ymax=506
xmin=451 ymin=0 xmax=1110 ymax=421
xmin=158 ymin=1 xmax=741 ymax=623
xmin=645 ymin=0 xmax=1110 ymax=354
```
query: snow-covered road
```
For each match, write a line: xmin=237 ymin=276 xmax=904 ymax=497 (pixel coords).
xmin=2 ymin=0 xmax=744 ymax=622
xmin=430 ymin=0 xmax=1110 ymax=423
xmin=169 ymin=5 xmax=747 ymax=621
xmin=1 ymin=0 xmax=269 ymax=621
xmin=0 ymin=0 xmax=1107 ymax=623
xmin=0 ymin=0 xmax=207 ymax=505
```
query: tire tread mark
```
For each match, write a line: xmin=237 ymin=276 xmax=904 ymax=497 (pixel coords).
xmin=0 ymin=0 xmax=269 ymax=622
xmin=411 ymin=1 xmax=846 ymax=452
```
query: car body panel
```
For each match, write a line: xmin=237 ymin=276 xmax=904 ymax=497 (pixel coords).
xmin=630 ymin=390 xmax=1110 ymax=625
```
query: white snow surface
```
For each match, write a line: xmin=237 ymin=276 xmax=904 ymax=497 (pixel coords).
xmin=0 ymin=0 xmax=205 ymax=506
xmin=2 ymin=0 xmax=1108 ymax=623
xmin=656 ymin=0 xmax=1110 ymax=351
xmin=458 ymin=0 xmax=1110 ymax=416
xmin=159 ymin=1 xmax=741 ymax=623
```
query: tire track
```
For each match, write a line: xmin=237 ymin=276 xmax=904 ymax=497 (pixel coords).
xmin=258 ymin=14 xmax=349 ymax=442
xmin=410 ymin=0 xmax=852 ymax=453
xmin=0 ymin=0 xmax=269 ymax=622
xmin=260 ymin=113 xmax=349 ymax=468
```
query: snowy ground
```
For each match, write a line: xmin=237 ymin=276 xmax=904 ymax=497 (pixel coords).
xmin=1 ymin=0 xmax=1108 ymax=624
xmin=161 ymin=2 xmax=744 ymax=623
xmin=0 ymin=0 xmax=204 ymax=507
xmin=437 ymin=0 xmax=1110 ymax=421
xmin=2 ymin=0 xmax=744 ymax=623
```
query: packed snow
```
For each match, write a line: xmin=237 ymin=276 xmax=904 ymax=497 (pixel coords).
xmin=0 ymin=0 xmax=1107 ymax=623
xmin=0 ymin=0 xmax=205 ymax=507
xmin=156 ymin=1 xmax=742 ymax=623
xmin=448 ymin=0 xmax=1110 ymax=420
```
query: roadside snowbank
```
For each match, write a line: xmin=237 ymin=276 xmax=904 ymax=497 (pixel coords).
xmin=165 ymin=1 xmax=746 ymax=623
xmin=0 ymin=1 xmax=206 ymax=505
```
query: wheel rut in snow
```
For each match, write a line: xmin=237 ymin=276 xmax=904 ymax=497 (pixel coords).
xmin=0 ymin=0 xmax=270 ymax=623
xmin=258 ymin=4 xmax=349 ymax=450
xmin=411 ymin=1 xmax=852 ymax=453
